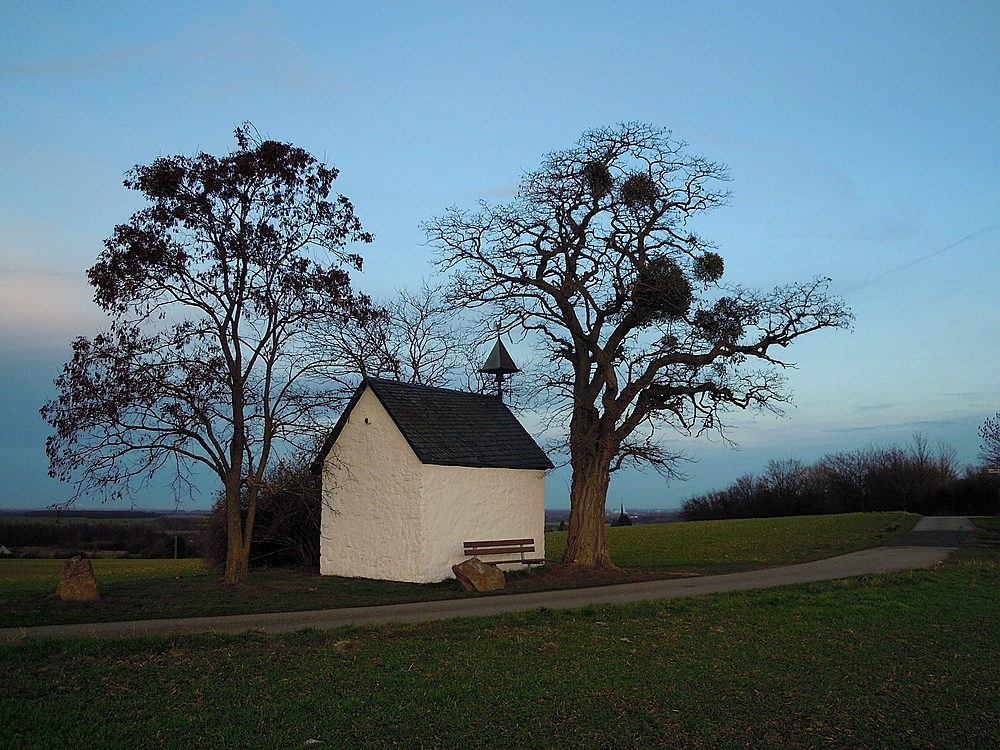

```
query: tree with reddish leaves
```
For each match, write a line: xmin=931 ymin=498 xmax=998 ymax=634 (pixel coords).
xmin=428 ymin=123 xmax=852 ymax=569
xmin=41 ymin=125 xmax=373 ymax=583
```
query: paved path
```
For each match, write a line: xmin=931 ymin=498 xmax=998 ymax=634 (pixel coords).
xmin=1 ymin=516 xmax=975 ymax=642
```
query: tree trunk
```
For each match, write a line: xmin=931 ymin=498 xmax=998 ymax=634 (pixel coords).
xmin=223 ymin=473 xmax=250 ymax=584
xmin=561 ymin=456 xmax=618 ymax=568
xmin=224 ymin=367 xmax=250 ymax=585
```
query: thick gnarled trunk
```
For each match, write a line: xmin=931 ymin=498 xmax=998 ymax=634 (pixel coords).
xmin=560 ymin=379 xmax=621 ymax=568
xmin=562 ymin=454 xmax=618 ymax=568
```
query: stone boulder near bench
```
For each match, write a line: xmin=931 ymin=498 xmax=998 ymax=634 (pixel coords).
xmin=452 ymin=557 xmax=505 ymax=592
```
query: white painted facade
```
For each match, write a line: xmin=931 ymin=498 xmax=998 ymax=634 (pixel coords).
xmin=319 ymin=386 xmax=546 ymax=583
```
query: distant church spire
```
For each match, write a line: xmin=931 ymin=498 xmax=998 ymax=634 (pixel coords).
xmin=479 ymin=332 xmax=520 ymax=401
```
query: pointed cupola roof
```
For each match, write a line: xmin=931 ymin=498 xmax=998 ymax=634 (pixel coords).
xmin=479 ymin=338 xmax=520 ymax=376
xmin=480 ymin=336 xmax=520 ymax=400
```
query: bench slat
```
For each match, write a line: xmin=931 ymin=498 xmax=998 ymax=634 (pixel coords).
xmin=481 ymin=558 xmax=544 ymax=566
xmin=466 ymin=546 xmax=534 ymax=556
xmin=465 ymin=538 xmax=534 ymax=548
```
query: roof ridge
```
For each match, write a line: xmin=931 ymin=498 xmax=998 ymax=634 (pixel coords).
xmin=336 ymin=378 xmax=554 ymax=471
xmin=365 ymin=376 xmax=497 ymax=400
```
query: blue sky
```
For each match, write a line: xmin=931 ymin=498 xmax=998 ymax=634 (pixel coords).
xmin=2 ymin=1 xmax=997 ymax=511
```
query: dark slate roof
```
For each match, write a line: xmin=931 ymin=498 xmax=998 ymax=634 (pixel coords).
xmin=312 ymin=378 xmax=553 ymax=472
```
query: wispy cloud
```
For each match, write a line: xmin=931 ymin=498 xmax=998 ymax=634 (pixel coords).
xmin=475 ymin=181 xmax=521 ymax=201
xmin=0 ymin=270 xmax=106 ymax=342
xmin=2 ymin=11 xmax=328 ymax=95
xmin=0 ymin=47 xmax=147 ymax=79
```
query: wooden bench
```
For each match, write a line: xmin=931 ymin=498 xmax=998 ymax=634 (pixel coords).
xmin=463 ymin=538 xmax=544 ymax=566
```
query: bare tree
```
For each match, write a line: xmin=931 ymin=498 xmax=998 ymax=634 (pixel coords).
xmin=310 ymin=280 xmax=483 ymax=394
xmin=980 ymin=413 xmax=1000 ymax=467
xmin=428 ymin=123 xmax=852 ymax=568
xmin=388 ymin=281 xmax=482 ymax=387
xmin=908 ymin=432 xmax=959 ymax=498
xmin=41 ymin=125 xmax=373 ymax=583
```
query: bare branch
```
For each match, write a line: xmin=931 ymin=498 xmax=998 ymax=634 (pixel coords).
xmin=426 ymin=122 xmax=852 ymax=568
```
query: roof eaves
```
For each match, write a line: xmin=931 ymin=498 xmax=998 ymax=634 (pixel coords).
xmin=309 ymin=381 xmax=367 ymax=474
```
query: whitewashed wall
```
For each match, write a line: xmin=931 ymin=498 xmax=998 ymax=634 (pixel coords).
xmin=422 ymin=464 xmax=546 ymax=581
xmin=319 ymin=387 xmax=425 ymax=582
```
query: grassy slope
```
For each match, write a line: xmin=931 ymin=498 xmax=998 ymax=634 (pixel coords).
xmin=1 ymin=512 xmax=917 ymax=628
xmin=3 ymin=559 xmax=997 ymax=748
xmin=546 ymin=512 xmax=918 ymax=570
xmin=2 ymin=515 xmax=998 ymax=749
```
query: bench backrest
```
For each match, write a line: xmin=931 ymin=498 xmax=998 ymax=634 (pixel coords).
xmin=463 ymin=538 xmax=535 ymax=557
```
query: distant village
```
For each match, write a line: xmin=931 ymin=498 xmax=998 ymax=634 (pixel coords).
xmin=544 ymin=508 xmax=682 ymax=532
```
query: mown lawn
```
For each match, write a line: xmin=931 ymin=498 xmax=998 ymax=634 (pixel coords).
xmin=546 ymin=511 xmax=919 ymax=570
xmin=1 ymin=512 xmax=918 ymax=628
xmin=2 ymin=513 xmax=998 ymax=748
xmin=0 ymin=557 xmax=206 ymax=595
xmin=0 ymin=558 xmax=463 ymax=628
xmin=2 ymin=558 xmax=997 ymax=749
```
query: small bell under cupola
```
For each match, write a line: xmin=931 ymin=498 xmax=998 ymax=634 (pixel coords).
xmin=479 ymin=335 xmax=520 ymax=401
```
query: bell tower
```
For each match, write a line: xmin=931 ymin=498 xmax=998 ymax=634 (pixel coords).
xmin=479 ymin=335 xmax=520 ymax=401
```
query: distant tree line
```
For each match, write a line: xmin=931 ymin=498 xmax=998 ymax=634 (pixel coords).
xmin=0 ymin=517 xmax=201 ymax=558
xmin=22 ymin=509 xmax=159 ymax=519
xmin=681 ymin=435 xmax=1000 ymax=521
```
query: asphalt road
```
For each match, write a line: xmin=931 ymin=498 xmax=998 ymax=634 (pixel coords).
xmin=1 ymin=516 xmax=975 ymax=642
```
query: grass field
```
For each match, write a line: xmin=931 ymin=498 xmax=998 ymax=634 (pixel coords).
xmin=1 ymin=515 xmax=997 ymax=749
xmin=1 ymin=512 xmax=918 ymax=628
xmin=545 ymin=512 xmax=918 ymax=570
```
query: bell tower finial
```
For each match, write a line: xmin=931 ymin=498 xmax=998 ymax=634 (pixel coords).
xmin=479 ymin=325 xmax=520 ymax=401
